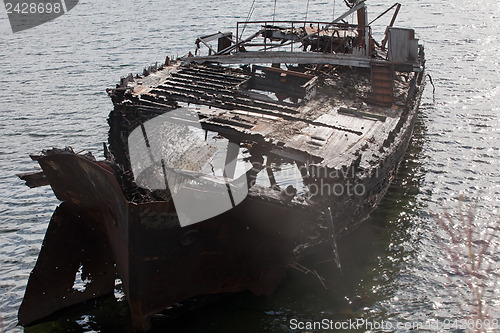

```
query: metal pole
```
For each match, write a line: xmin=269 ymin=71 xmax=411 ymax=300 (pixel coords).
xmin=332 ymin=0 xmax=336 ymax=21
xmin=304 ymin=0 xmax=310 ymax=22
xmin=273 ymin=0 xmax=277 ymax=26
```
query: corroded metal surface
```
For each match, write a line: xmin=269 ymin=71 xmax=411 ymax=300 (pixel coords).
xmin=126 ymin=198 xmax=312 ymax=330
xmin=20 ymin=153 xmax=316 ymax=331
xmin=18 ymin=202 xmax=115 ymax=325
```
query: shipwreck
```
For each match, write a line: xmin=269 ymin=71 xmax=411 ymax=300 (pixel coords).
xmin=17 ymin=1 xmax=425 ymax=331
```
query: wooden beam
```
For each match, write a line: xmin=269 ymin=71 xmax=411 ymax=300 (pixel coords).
xmin=338 ymin=107 xmax=387 ymax=122
xmin=157 ymin=81 xmax=298 ymax=113
xmin=182 ymin=52 xmax=420 ymax=72
xmin=255 ymin=65 xmax=315 ymax=79
xmin=179 ymin=68 xmax=247 ymax=83
xmin=152 ymin=85 xmax=299 ymax=114
xmin=182 ymin=51 xmax=371 ymax=68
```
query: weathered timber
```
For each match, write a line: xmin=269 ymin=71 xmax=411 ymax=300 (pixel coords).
xmin=18 ymin=2 xmax=426 ymax=331
xmin=338 ymin=107 xmax=387 ymax=122
xmin=183 ymin=51 xmax=372 ymax=67
xmin=154 ymin=83 xmax=299 ymax=113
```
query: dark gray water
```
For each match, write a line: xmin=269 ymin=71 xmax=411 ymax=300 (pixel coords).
xmin=1 ymin=0 xmax=499 ymax=331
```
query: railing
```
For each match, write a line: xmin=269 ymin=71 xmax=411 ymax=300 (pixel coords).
xmin=232 ymin=20 xmax=371 ymax=57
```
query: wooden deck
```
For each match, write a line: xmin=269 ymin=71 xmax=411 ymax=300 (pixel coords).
xmin=116 ymin=62 xmax=407 ymax=173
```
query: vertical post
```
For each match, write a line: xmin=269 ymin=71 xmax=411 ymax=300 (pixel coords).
xmin=365 ymin=25 xmax=370 ymax=57
xmin=356 ymin=5 xmax=368 ymax=55
xmin=264 ymin=21 xmax=267 ymax=51
xmin=364 ymin=8 xmax=369 ymax=56
xmin=236 ymin=22 xmax=239 ymax=53
xmin=265 ymin=155 xmax=279 ymax=190
xmin=317 ymin=22 xmax=320 ymax=51
xmin=291 ymin=21 xmax=294 ymax=52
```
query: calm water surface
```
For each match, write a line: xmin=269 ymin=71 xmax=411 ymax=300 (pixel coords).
xmin=1 ymin=0 xmax=499 ymax=332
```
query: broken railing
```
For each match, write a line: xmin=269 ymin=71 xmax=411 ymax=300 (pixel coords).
xmin=194 ymin=20 xmax=371 ymax=58
xmin=236 ymin=21 xmax=367 ymax=54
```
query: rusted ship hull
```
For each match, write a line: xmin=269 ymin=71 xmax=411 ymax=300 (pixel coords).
xmin=19 ymin=66 xmax=424 ymax=328
xmin=19 ymin=152 xmax=318 ymax=330
xmin=18 ymin=1 xmax=427 ymax=331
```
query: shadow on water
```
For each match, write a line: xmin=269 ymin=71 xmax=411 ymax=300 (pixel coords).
xmin=23 ymin=107 xmax=431 ymax=333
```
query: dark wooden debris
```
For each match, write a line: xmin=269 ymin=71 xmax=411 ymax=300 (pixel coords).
xmin=16 ymin=171 xmax=48 ymax=188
